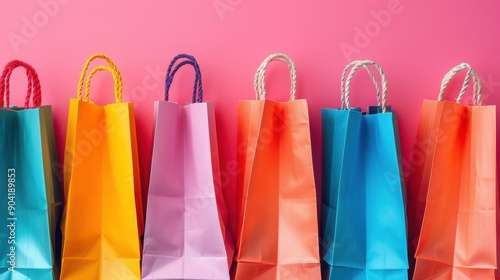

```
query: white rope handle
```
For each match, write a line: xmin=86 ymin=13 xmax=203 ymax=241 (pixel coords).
xmin=254 ymin=53 xmax=297 ymax=100
xmin=340 ymin=60 xmax=380 ymax=109
xmin=472 ymin=69 xmax=482 ymax=105
xmin=345 ymin=60 xmax=388 ymax=113
xmin=438 ymin=62 xmax=482 ymax=105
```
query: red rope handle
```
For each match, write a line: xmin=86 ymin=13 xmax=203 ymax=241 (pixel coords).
xmin=0 ymin=60 xmax=42 ymax=109
xmin=3 ymin=68 xmax=33 ymax=109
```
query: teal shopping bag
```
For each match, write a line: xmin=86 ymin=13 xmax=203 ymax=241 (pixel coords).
xmin=321 ymin=60 xmax=408 ymax=279
xmin=0 ymin=61 xmax=62 ymax=280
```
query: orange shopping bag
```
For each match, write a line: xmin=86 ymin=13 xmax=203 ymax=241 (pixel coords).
xmin=233 ymin=53 xmax=321 ymax=279
xmin=411 ymin=63 xmax=497 ymax=279
xmin=60 ymin=54 xmax=142 ymax=279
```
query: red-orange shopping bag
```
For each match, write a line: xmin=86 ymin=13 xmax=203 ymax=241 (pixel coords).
xmin=233 ymin=53 xmax=321 ymax=280
xmin=411 ymin=63 xmax=496 ymax=279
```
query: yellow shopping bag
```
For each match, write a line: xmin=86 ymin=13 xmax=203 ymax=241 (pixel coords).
xmin=60 ymin=54 xmax=141 ymax=279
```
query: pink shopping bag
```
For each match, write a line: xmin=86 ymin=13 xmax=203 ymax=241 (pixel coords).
xmin=142 ymin=54 xmax=234 ymax=280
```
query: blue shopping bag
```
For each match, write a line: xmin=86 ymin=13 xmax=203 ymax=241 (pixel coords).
xmin=321 ymin=60 xmax=408 ymax=279
xmin=0 ymin=61 xmax=62 ymax=280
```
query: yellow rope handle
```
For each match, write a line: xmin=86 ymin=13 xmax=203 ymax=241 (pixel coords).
xmin=84 ymin=65 xmax=122 ymax=103
xmin=77 ymin=53 xmax=121 ymax=102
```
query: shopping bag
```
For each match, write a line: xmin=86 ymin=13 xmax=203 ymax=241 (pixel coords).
xmin=60 ymin=54 xmax=141 ymax=279
xmin=142 ymin=54 xmax=234 ymax=280
xmin=233 ymin=53 xmax=321 ymax=280
xmin=0 ymin=60 xmax=63 ymax=279
xmin=320 ymin=60 xmax=381 ymax=259
xmin=62 ymin=54 xmax=144 ymax=238
xmin=405 ymin=64 xmax=475 ymax=275
xmin=321 ymin=60 xmax=408 ymax=279
xmin=412 ymin=63 xmax=496 ymax=279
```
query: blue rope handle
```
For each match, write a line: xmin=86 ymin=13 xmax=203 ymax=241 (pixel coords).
xmin=164 ymin=54 xmax=203 ymax=103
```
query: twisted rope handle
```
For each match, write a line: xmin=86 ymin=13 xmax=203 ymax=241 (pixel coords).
xmin=345 ymin=60 xmax=388 ymax=113
xmin=254 ymin=53 xmax=297 ymax=100
xmin=1 ymin=68 xmax=32 ymax=109
xmin=78 ymin=54 xmax=122 ymax=103
xmin=164 ymin=54 xmax=202 ymax=103
xmin=340 ymin=60 xmax=380 ymax=109
xmin=471 ymin=69 xmax=482 ymax=105
xmin=0 ymin=60 xmax=41 ymax=109
xmin=84 ymin=66 xmax=123 ymax=103
xmin=438 ymin=62 xmax=482 ymax=105
xmin=165 ymin=60 xmax=201 ymax=102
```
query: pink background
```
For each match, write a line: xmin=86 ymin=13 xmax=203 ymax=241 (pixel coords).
xmin=1 ymin=0 xmax=500 ymax=236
